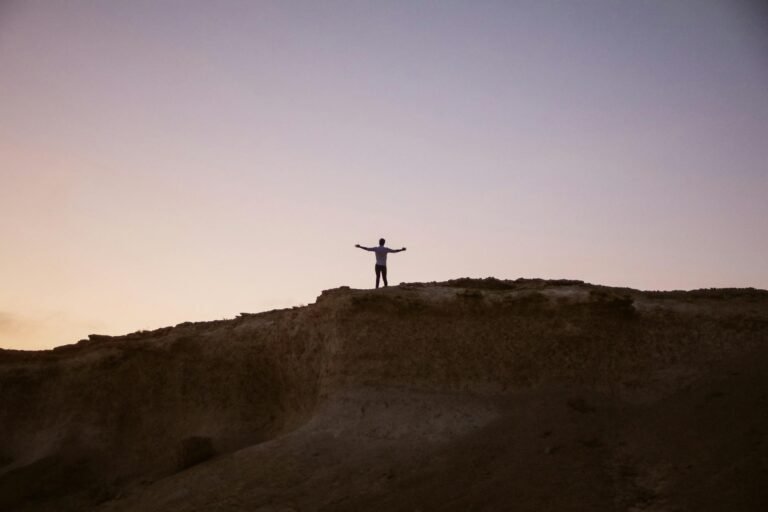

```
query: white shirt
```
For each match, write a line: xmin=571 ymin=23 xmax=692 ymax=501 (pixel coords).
xmin=372 ymin=246 xmax=395 ymax=266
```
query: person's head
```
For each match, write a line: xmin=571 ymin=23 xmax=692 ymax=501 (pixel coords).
xmin=379 ymin=238 xmax=385 ymax=246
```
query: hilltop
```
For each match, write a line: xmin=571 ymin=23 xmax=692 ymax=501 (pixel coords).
xmin=1 ymin=278 xmax=768 ymax=511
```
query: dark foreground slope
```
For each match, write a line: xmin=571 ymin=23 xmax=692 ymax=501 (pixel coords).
xmin=1 ymin=278 xmax=768 ymax=511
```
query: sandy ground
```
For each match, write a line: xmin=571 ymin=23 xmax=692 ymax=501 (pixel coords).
xmin=1 ymin=278 xmax=767 ymax=511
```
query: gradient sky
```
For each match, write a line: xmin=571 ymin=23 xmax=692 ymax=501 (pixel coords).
xmin=1 ymin=0 xmax=767 ymax=350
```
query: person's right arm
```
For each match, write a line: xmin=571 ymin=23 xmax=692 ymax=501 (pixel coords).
xmin=355 ymin=244 xmax=374 ymax=251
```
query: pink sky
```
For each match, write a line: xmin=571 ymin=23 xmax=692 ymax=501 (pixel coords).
xmin=1 ymin=1 xmax=767 ymax=349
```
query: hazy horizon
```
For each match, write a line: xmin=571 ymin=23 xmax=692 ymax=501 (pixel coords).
xmin=2 ymin=0 xmax=767 ymax=350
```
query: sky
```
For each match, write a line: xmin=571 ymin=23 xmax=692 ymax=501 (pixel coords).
xmin=1 ymin=0 xmax=767 ymax=350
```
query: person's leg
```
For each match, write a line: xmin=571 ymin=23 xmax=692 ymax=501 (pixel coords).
xmin=375 ymin=265 xmax=381 ymax=288
xmin=382 ymin=265 xmax=388 ymax=287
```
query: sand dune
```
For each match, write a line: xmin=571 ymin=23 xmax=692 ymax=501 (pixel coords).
xmin=1 ymin=278 xmax=767 ymax=511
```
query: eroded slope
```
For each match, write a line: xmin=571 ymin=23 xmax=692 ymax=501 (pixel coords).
xmin=1 ymin=278 xmax=767 ymax=511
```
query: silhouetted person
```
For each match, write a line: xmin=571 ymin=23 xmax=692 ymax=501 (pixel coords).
xmin=355 ymin=238 xmax=407 ymax=288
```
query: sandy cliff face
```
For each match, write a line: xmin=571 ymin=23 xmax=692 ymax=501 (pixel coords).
xmin=1 ymin=278 xmax=767 ymax=511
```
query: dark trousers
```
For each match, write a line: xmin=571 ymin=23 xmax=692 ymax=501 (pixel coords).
xmin=375 ymin=264 xmax=388 ymax=288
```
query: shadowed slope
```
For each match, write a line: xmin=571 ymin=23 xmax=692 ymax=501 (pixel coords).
xmin=1 ymin=278 xmax=767 ymax=511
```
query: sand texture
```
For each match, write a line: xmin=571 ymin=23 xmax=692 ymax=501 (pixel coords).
xmin=1 ymin=278 xmax=767 ymax=511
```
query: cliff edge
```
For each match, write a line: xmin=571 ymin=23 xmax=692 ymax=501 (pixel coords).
xmin=1 ymin=278 xmax=767 ymax=511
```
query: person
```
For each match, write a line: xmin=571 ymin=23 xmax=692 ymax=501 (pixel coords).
xmin=355 ymin=238 xmax=407 ymax=288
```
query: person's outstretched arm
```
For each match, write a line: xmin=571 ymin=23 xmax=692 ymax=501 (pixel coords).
xmin=355 ymin=244 xmax=374 ymax=251
xmin=391 ymin=247 xmax=407 ymax=253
